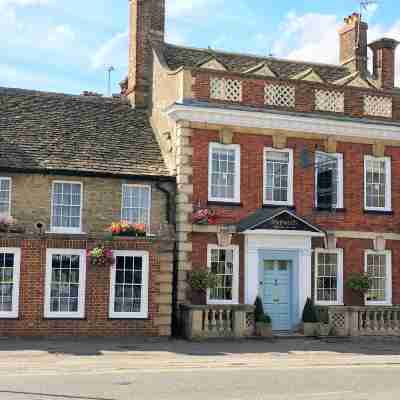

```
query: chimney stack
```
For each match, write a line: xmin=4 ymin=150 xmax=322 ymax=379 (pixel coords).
xmin=369 ymin=38 xmax=399 ymax=89
xmin=127 ymin=0 xmax=165 ymax=107
xmin=339 ymin=13 xmax=368 ymax=77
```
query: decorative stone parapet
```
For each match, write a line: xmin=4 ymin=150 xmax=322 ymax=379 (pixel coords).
xmin=180 ymin=304 xmax=255 ymax=340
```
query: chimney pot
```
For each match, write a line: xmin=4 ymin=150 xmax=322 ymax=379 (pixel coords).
xmin=369 ymin=38 xmax=399 ymax=89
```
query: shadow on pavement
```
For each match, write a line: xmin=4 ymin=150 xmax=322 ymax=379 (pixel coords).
xmin=0 ymin=336 xmax=399 ymax=357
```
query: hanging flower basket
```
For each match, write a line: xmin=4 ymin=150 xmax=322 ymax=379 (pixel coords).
xmin=87 ymin=246 xmax=115 ymax=268
xmin=110 ymin=221 xmax=147 ymax=237
xmin=192 ymin=208 xmax=217 ymax=225
xmin=0 ymin=216 xmax=25 ymax=234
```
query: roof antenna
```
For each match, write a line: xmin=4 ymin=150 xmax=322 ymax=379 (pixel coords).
xmin=355 ymin=1 xmax=378 ymax=54
xmin=106 ymin=66 xmax=115 ymax=97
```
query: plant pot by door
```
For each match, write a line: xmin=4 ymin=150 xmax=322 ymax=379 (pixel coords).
xmin=318 ymin=323 xmax=331 ymax=337
xmin=191 ymin=289 xmax=206 ymax=305
xmin=303 ymin=322 xmax=318 ymax=336
xmin=255 ymin=322 xmax=273 ymax=337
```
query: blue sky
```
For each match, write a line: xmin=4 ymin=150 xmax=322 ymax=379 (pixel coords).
xmin=1 ymin=0 xmax=400 ymax=95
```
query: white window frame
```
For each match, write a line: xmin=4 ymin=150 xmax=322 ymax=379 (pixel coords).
xmin=314 ymin=248 xmax=343 ymax=306
xmin=50 ymin=181 xmax=83 ymax=234
xmin=121 ymin=184 xmax=151 ymax=230
xmin=364 ymin=250 xmax=392 ymax=306
xmin=44 ymin=249 xmax=87 ymax=319
xmin=263 ymin=147 xmax=294 ymax=206
xmin=207 ymin=244 xmax=239 ymax=305
xmin=364 ymin=156 xmax=392 ymax=212
xmin=0 ymin=247 xmax=21 ymax=318
xmin=0 ymin=177 xmax=12 ymax=217
xmin=109 ymin=250 xmax=149 ymax=319
xmin=314 ymin=152 xmax=344 ymax=209
xmin=208 ymin=142 xmax=241 ymax=203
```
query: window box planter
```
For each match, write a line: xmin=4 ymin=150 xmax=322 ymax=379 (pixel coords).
xmin=109 ymin=222 xmax=146 ymax=238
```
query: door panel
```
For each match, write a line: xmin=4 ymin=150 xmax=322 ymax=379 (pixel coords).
xmin=262 ymin=260 xmax=291 ymax=331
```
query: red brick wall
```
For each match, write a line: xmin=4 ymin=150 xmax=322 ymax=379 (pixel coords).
xmin=0 ymin=237 xmax=168 ymax=337
xmin=191 ymin=234 xmax=400 ymax=306
xmin=192 ymin=129 xmax=400 ymax=233
xmin=191 ymin=71 xmax=399 ymax=122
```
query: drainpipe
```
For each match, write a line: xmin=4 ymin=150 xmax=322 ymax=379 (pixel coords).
xmin=156 ymin=181 xmax=179 ymax=337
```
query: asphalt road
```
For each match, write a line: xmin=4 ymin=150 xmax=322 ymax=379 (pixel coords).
xmin=0 ymin=364 xmax=400 ymax=400
xmin=0 ymin=337 xmax=399 ymax=400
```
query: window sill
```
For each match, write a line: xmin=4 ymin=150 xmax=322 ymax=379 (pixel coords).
xmin=109 ymin=314 xmax=148 ymax=320
xmin=44 ymin=317 xmax=86 ymax=320
xmin=207 ymin=201 xmax=242 ymax=208
xmin=46 ymin=230 xmax=86 ymax=235
xmin=315 ymin=302 xmax=344 ymax=307
xmin=314 ymin=208 xmax=346 ymax=213
xmin=263 ymin=204 xmax=295 ymax=209
xmin=0 ymin=314 xmax=19 ymax=319
xmin=363 ymin=210 xmax=393 ymax=215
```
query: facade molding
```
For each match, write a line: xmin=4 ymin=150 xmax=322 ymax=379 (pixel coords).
xmin=166 ymin=104 xmax=400 ymax=142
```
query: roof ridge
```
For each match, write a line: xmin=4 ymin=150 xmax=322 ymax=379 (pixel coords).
xmin=164 ymin=42 xmax=348 ymax=71
xmin=0 ymin=86 xmax=128 ymax=105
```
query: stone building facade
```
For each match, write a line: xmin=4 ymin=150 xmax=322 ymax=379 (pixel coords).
xmin=0 ymin=88 xmax=175 ymax=336
xmin=124 ymin=1 xmax=400 ymax=333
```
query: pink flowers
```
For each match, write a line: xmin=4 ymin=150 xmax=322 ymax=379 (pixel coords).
xmin=192 ymin=209 xmax=217 ymax=225
xmin=87 ymin=246 xmax=115 ymax=268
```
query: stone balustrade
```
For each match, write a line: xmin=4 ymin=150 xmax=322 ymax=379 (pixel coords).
xmin=317 ymin=306 xmax=400 ymax=337
xmin=180 ymin=304 xmax=255 ymax=340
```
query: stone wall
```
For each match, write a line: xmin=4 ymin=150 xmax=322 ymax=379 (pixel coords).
xmin=3 ymin=173 xmax=170 ymax=236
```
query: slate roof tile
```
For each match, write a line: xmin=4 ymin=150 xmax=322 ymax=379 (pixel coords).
xmin=0 ymin=87 xmax=170 ymax=178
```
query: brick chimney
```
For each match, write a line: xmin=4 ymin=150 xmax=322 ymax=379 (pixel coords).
xmin=339 ymin=13 xmax=368 ymax=77
xmin=369 ymin=38 xmax=399 ymax=89
xmin=127 ymin=0 xmax=165 ymax=107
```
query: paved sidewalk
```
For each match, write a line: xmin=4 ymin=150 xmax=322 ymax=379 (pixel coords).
xmin=0 ymin=336 xmax=399 ymax=375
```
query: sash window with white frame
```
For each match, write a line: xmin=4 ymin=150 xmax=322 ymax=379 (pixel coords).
xmin=51 ymin=182 xmax=82 ymax=233
xmin=364 ymin=156 xmax=391 ymax=212
xmin=365 ymin=250 xmax=392 ymax=305
xmin=109 ymin=251 xmax=149 ymax=318
xmin=0 ymin=178 xmax=11 ymax=216
xmin=45 ymin=249 xmax=86 ymax=318
xmin=264 ymin=148 xmax=294 ymax=206
xmin=208 ymin=143 xmax=241 ymax=203
xmin=207 ymin=245 xmax=239 ymax=304
xmin=315 ymin=152 xmax=343 ymax=210
xmin=0 ymin=248 xmax=21 ymax=318
xmin=121 ymin=185 xmax=151 ymax=230
xmin=314 ymin=249 xmax=343 ymax=305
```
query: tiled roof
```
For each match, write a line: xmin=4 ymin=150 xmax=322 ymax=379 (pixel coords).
xmin=162 ymin=43 xmax=350 ymax=83
xmin=0 ymin=87 xmax=170 ymax=178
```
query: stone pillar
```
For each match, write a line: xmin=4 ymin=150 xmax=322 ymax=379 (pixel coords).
xmin=175 ymin=123 xmax=194 ymax=305
xmin=156 ymin=245 xmax=174 ymax=336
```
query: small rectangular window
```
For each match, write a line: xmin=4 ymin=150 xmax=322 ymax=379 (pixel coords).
xmin=0 ymin=248 xmax=21 ymax=318
xmin=364 ymin=156 xmax=391 ymax=211
xmin=109 ymin=251 xmax=149 ymax=318
xmin=263 ymin=148 xmax=293 ymax=206
xmin=208 ymin=143 xmax=241 ymax=203
xmin=44 ymin=249 xmax=86 ymax=318
xmin=315 ymin=152 xmax=343 ymax=210
xmin=121 ymin=185 xmax=151 ymax=229
xmin=207 ymin=245 xmax=239 ymax=304
xmin=51 ymin=182 xmax=82 ymax=233
xmin=0 ymin=178 xmax=11 ymax=216
xmin=365 ymin=251 xmax=392 ymax=305
xmin=314 ymin=249 xmax=343 ymax=305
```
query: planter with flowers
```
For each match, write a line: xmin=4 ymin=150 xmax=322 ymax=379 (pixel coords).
xmin=192 ymin=208 xmax=217 ymax=225
xmin=346 ymin=272 xmax=370 ymax=306
xmin=188 ymin=269 xmax=218 ymax=305
xmin=110 ymin=221 xmax=146 ymax=238
xmin=87 ymin=246 xmax=114 ymax=268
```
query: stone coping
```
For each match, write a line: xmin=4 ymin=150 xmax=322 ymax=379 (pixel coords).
xmin=181 ymin=304 xmax=255 ymax=311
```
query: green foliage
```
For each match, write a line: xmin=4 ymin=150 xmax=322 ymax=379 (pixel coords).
xmin=302 ymin=297 xmax=318 ymax=323
xmin=254 ymin=296 xmax=272 ymax=324
xmin=188 ymin=270 xmax=218 ymax=291
xmin=346 ymin=272 xmax=370 ymax=294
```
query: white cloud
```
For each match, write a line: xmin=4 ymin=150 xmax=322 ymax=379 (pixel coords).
xmin=271 ymin=11 xmax=400 ymax=85
xmin=91 ymin=31 xmax=128 ymax=70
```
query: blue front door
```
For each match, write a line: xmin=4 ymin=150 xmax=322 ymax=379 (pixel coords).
xmin=262 ymin=259 xmax=292 ymax=331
